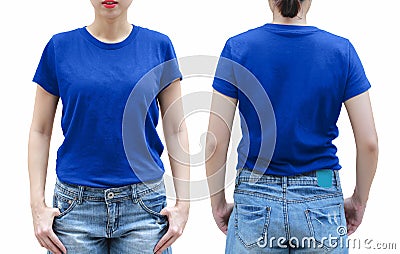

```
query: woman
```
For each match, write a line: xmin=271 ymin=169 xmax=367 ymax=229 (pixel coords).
xmin=206 ymin=0 xmax=378 ymax=253
xmin=28 ymin=1 xmax=189 ymax=253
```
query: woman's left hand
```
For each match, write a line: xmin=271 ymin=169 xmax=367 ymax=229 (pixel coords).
xmin=153 ymin=203 xmax=189 ymax=254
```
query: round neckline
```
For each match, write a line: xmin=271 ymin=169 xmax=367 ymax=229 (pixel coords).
xmin=79 ymin=25 xmax=139 ymax=50
xmin=263 ymin=23 xmax=319 ymax=33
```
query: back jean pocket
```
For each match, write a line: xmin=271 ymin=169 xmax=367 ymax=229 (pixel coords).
xmin=234 ymin=203 xmax=271 ymax=248
xmin=305 ymin=204 xmax=345 ymax=250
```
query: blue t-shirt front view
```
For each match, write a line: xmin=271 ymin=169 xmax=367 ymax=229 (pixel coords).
xmin=213 ymin=24 xmax=371 ymax=176
xmin=33 ymin=26 xmax=182 ymax=187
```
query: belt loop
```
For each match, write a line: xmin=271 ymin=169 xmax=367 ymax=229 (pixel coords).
xmin=334 ymin=170 xmax=340 ymax=187
xmin=282 ymin=176 xmax=288 ymax=190
xmin=77 ymin=186 xmax=84 ymax=204
xmin=131 ymin=183 xmax=138 ymax=203
xmin=235 ymin=168 xmax=243 ymax=187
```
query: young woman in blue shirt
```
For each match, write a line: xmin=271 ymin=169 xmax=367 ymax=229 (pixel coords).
xmin=206 ymin=0 xmax=378 ymax=253
xmin=28 ymin=1 xmax=189 ymax=253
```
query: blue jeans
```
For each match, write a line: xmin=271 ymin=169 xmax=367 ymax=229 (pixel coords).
xmin=226 ymin=169 xmax=348 ymax=254
xmin=50 ymin=178 xmax=171 ymax=254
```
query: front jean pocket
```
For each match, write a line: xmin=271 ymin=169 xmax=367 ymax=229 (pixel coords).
xmin=137 ymin=189 xmax=167 ymax=220
xmin=234 ymin=203 xmax=271 ymax=248
xmin=53 ymin=192 xmax=77 ymax=219
xmin=305 ymin=204 xmax=344 ymax=251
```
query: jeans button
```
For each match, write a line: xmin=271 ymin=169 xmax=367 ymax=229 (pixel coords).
xmin=107 ymin=192 xmax=114 ymax=199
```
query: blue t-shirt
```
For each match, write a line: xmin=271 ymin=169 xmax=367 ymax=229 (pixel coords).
xmin=213 ymin=23 xmax=371 ymax=176
xmin=33 ymin=25 xmax=182 ymax=187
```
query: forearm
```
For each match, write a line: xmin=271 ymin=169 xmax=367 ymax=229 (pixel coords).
xmin=205 ymin=137 xmax=229 ymax=209
xmin=344 ymin=92 xmax=378 ymax=207
xmin=165 ymin=126 xmax=190 ymax=208
xmin=354 ymin=141 xmax=379 ymax=205
xmin=206 ymin=91 xmax=237 ymax=210
xmin=28 ymin=130 xmax=51 ymax=208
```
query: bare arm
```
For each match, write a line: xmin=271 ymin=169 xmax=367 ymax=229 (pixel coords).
xmin=28 ymin=85 xmax=66 ymax=253
xmin=344 ymin=91 xmax=378 ymax=235
xmin=154 ymin=79 xmax=190 ymax=253
xmin=205 ymin=90 xmax=237 ymax=234
xmin=29 ymin=86 xmax=58 ymax=208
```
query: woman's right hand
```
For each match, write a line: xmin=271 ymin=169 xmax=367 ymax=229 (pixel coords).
xmin=344 ymin=195 xmax=367 ymax=236
xmin=212 ymin=202 xmax=234 ymax=235
xmin=31 ymin=205 xmax=67 ymax=254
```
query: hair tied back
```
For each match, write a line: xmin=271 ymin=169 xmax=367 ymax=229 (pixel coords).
xmin=276 ymin=0 xmax=303 ymax=18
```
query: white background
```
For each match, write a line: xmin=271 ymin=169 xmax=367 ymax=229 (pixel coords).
xmin=0 ymin=0 xmax=399 ymax=253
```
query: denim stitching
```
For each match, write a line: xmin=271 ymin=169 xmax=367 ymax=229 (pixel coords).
xmin=55 ymin=179 xmax=164 ymax=202
xmin=305 ymin=204 xmax=342 ymax=252
xmin=53 ymin=194 xmax=78 ymax=218
xmin=234 ymin=203 xmax=271 ymax=249
xmin=137 ymin=199 xmax=167 ymax=220
xmin=234 ymin=189 xmax=283 ymax=202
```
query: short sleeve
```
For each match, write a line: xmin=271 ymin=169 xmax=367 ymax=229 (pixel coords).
xmin=212 ymin=40 xmax=238 ymax=99
xmin=33 ymin=38 xmax=60 ymax=97
xmin=160 ymin=37 xmax=182 ymax=89
xmin=343 ymin=41 xmax=371 ymax=102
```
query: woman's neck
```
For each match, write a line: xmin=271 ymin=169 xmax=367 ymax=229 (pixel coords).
xmin=86 ymin=15 xmax=132 ymax=43
xmin=272 ymin=14 xmax=308 ymax=26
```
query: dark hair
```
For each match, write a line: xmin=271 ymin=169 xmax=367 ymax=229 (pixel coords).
xmin=276 ymin=0 xmax=304 ymax=18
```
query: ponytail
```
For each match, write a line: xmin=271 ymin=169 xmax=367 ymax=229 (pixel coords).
xmin=276 ymin=0 xmax=303 ymax=18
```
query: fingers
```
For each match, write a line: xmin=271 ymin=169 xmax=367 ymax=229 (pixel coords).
xmin=154 ymin=224 xmax=183 ymax=254
xmin=35 ymin=227 xmax=66 ymax=254
xmin=347 ymin=221 xmax=359 ymax=236
xmin=154 ymin=230 xmax=172 ymax=254
xmin=346 ymin=216 xmax=355 ymax=236
xmin=154 ymin=205 xmax=188 ymax=253
xmin=347 ymin=224 xmax=356 ymax=236
xmin=214 ymin=204 xmax=233 ymax=235
xmin=49 ymin=231 xmax=67 ymax=253
xmin=218 ymin=223 xmax=228 ymax=235
xmin=222 ymin=227 xmax=228 ymax=235
xmin=37 ymin=237 xmax=47 ymax=249
xmin=154 ymin=208 xmax=173 ymax=253
xmin=41 ymin=234 xmax=64 ymax=254
xmin=154 ymin=235 xmax=176 ymax=254
xmin=154 ymin=229 xmax=182 ymax=254
xmin=227 ymin=203 xmax=234 ymax=213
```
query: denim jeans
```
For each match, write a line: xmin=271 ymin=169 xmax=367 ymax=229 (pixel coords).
xmin=50 ymin=178 xmax=171 ymax=254
xmin=226 ymin=169 xmax=348 ymax=254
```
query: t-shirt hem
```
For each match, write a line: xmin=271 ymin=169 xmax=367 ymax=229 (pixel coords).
xmin=159 ymin=73 xmax=183 ymax=93
xmin=343 ymin=82 xmax=371 ymax=102
xmin=238 ymin=166 xmax=342 ymax=177
xmin=32 ymin=76 xmax=60 ymax=97
xmin=212 ymin=83 xmax=238 ymax=99
xmin=56 ymin=172 xmax=164 ymax=188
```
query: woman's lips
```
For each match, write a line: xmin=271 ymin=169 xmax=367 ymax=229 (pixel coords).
xmin=102 ymin=1 xmax=118 ymax=9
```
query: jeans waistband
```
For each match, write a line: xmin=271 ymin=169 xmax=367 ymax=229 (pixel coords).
xmin=236 ymin=168 xmax=341 ymax=187
xmin=55 ymin=178 xmax=164 ymax=203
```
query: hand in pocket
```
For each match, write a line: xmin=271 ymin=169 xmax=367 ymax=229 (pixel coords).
xmin=31 ymin=205 xmax=67 ymax=254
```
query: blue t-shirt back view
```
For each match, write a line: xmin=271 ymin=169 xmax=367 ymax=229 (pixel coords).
xmin=33 ymin=26 xmax=182 ymax=187
xmin=213 ymin=24 xmax=371 ymax=176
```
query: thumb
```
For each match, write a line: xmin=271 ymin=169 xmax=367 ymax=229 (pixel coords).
xmin=220 ymin=224 xmax=228 ymax=235
xmin=53 ymin=208 xmax=61 ymax=217
xmin=159 ymin=207 xmax=169 ymax=217
xmin=227 ymin=203 xmax=234 ymax=212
